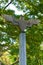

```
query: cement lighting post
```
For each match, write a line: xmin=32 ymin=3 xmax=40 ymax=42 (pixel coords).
xmin=2 ymin=14 xmax=40 ymax=65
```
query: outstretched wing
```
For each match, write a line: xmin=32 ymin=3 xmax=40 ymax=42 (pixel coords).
xmin=27 ymin=19 xmax=40 ymax=27
xmin=2 ymin=14 xmax=18 ymax=25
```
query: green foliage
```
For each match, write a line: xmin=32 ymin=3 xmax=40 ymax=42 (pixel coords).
xmin=4 ymin=0 xmax=8 ymax=2
xmin=3 ymin=9 xmax=14 ymax=15
xmin=26 ymin=23 xmax=43 ymax=65
xmin=13 ymin=0 xmax=43 ymax=19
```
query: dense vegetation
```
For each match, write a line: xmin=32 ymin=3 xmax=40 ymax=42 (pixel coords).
xmin=0 ymin=0 xmax=43 ymax=65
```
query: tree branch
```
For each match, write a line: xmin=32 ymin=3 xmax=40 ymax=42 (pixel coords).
xmin=4 ymin=1 xmax=13 ymax=10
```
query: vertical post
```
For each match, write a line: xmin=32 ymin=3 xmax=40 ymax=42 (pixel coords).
xmin=0 ymin=61 xmax=1 ymax=65
xmin=19 ymin=32 xmax=26 ymax=65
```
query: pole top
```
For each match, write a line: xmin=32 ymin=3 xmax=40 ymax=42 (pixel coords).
xmin=2 ymin=14 xmax=40 ymax=31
